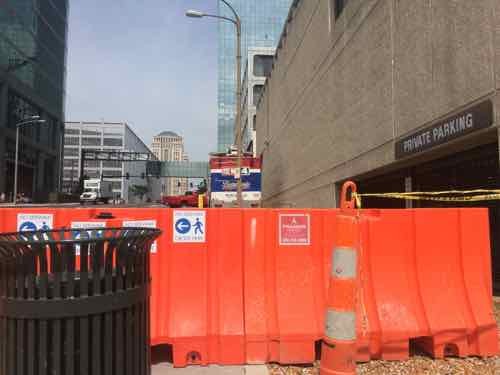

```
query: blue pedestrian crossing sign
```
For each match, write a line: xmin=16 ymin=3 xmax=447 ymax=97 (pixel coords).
xmin=19 ymin=221 xmax=37 ymax=231
xmin=175 ymin=218 xmax=191 ymax=234
xmin=173 ymin=210 xmax=206 ymax=243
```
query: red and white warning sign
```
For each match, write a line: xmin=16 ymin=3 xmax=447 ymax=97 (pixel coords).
xmin=279 ymin=214 xmax=310 ymax=246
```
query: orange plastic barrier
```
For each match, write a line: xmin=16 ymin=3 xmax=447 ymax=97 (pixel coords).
xmin=0 ymin=207 xmax=245 ymax=366
xmin=356 ymin=209 xmax=498 ymax=360
xmin=242 ymin=209 xmax=332 ymax=364
xmin=0 ymin=206 xmax=497 ymax=367
xmin=242 ymin=208 xmax=498 ymax=364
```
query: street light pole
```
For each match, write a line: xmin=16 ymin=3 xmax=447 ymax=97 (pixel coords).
xmin=186 ymin=1 xmax=243 ymax=207
xmin=13 ymin=125 xmax=20 ymax=203
xmin=13 ymin=116 xmax=46 ymax=204
xmin=234 ymin=15 xmax=243 ymax=208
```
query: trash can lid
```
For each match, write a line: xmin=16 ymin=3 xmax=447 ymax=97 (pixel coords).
xmin=0 ymin=227 xmax=162 ymax=262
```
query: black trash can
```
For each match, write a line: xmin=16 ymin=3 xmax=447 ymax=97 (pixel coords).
xmin=0 ymin=227 xmax=161 ymax=375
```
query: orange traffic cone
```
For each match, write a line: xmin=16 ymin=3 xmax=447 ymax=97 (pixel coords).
xmin=320 ymin=181 xmax=359 ymax=375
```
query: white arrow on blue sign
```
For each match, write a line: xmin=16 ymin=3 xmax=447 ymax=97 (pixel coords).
xmin=173 ymin=210 xmax=206 ymax=243
xmin=175 ymin=218 xmax=191 ymax=234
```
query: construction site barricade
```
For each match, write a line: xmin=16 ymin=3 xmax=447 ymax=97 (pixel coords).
xmin=0 ymin=227 xmax=161 ymax=375
xmin=355 ymin=208 xmax=498 ymax=360
xmin=242 ymin=209 xmax=331 ymax=364
xmin=0 ymin=206 xmax=497 ymax=367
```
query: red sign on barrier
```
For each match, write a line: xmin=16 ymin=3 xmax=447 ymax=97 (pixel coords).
xmin=279 ymin=214 xmax=310 ymax=245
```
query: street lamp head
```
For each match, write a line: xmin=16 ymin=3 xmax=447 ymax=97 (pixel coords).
xmin=16 ymin=116 xmax=46 ymax=127
xmin=186 ymin=10 xmax=204 ymax=18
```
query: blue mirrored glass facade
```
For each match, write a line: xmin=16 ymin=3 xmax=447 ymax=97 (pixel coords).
xmin=0 ymin=0 xmax=67 ymax=115
xmin=0 ymin=0 xmax=68 ymax=201
xmin=217 ymin=0 xmax=292 ymax=152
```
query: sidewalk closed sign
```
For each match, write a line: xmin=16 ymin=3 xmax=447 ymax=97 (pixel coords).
xmin=123 ymin=220 xmax=158 ymax=253
xmin=173 ymin=210 xmax=206 ymax=243
xmin=17 ymin=213 xmax=53 ymax=232
xmin=279 ymin=214 xmax=310 ymax=246
xmin=71 ymin=221 xmax=106 ymax=256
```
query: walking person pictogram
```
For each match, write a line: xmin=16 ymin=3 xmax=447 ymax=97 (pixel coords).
xmin=194 ymin=218 xmax=204 ymax=235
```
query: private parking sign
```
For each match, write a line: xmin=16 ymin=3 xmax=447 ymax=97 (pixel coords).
xmin=173 ymin=210 xmax=206 ymax=243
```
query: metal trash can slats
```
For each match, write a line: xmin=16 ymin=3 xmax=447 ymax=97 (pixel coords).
xmin=0 ymin=227 xmax=160 ymax=375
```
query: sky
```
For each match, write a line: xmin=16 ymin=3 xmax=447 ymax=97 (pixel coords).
xmin=65 ymin=0 xmax=219 ymax=161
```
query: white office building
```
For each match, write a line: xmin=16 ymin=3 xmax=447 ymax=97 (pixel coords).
xmin=241 ymin=47 xmax=275 ymax=155
xmin=63 ymin=121 xmax=160 ymax=203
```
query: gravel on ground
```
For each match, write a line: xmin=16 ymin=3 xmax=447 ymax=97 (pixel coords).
xmin=267 ymin=298 xmax=500 ymax=375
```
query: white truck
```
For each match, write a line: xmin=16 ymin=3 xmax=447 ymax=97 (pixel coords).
xmin=80 ymin=179 xmax=114 ymax=204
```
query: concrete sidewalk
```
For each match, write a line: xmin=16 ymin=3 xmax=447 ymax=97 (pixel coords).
xmin=151 ymin=346 xmax=268 ymax=374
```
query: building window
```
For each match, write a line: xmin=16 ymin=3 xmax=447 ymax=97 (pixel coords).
xmin=64 ymin=136 xmax=79 ymax=146
xmin=63 ymin=159 xmax=78 ymax=168
xmin=253 ymin=85 xmax=264 ymax=105
xmin=102 ymin=161 xmax=122 ymax=168
xmin=7 ymin=92 xmax=40 ymax=130
xmin=111 ymin=181 xmax=122 ymax=190
xmin=63 ymin=170 xmax=77 ymax=179
xmin=84 ymin=161 xmax=99 ymax=169
xmin=64 ymin=147 xmax=79 ymax=157
xmin=252 ymin=115 xmax=257 ymax=131
xmin=85 ymin=170 xmax=100 ymax=179
xmin=102 ymin=170 xmax=123 ymax=177
xmin=334 ymin=0 xmax=349 ymax=19
xmin=103 ymin=138 xmax=123 ymax=147
xmin=82 ymin=130 xmax=101 ymax=136
xmin=253 ymin=55 xmax=274 ymax=77
xmin=51 ymin=120 xmax=60 ymax=148
xmin=65 ymin=128 xmax=79 ymax=135
xmin=82 ymin=137 xmax=101 ymax=146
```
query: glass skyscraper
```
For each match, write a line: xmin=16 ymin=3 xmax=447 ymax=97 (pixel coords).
xmin=0 ymin=0 xmax=68 ymax=201
xmin=217 ymin=0 xmax=293 ymax=152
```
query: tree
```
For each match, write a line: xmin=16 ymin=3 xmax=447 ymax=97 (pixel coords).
xmin=129 ymin=185 xmax=150 ymax=201
xmin=197 ymin=179 xmax=208 ymax=194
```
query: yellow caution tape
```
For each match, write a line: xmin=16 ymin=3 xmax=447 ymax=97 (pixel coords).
xmin=353 ymin=189 xmax=500 ymax=208
xmin=354 ymin=194 xmax=362 ymax=210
